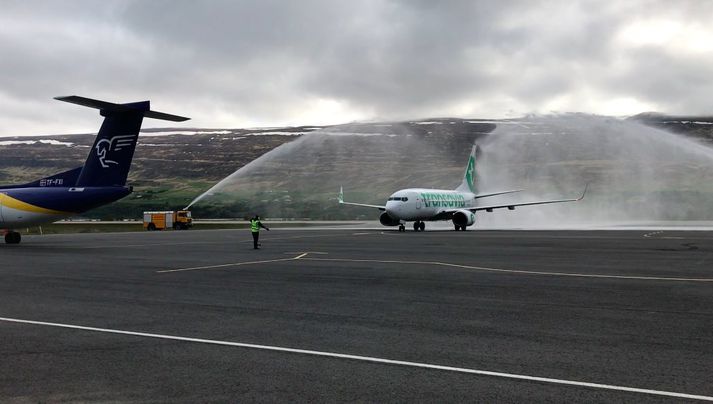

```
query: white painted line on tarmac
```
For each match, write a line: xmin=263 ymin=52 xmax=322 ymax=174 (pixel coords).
xmin=157 ymin=256 xmax=298 ymax=273
xmin=158 ymin=252 xmax=312 ymax=273
xmin=303 ymin=258 xmax=713 ymax=283
xmin=284 ymin=251 xmax=328 ymax=255
xmin=69 ymin=241 xmax=221 ymax=249
xmin=0 ymin=316 xmax=711 ymax=401
xmin=65 ymin=232 xmax=361 ymax=250
xmin=157 ymin=258 xmax=294 ymax=273
xmin=642 ymin=231 xmax=685 ymax=240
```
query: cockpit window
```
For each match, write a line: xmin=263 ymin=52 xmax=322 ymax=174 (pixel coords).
xmin=402 ymin=197 xmax=408 ymax=202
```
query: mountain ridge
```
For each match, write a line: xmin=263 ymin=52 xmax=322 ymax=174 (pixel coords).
xmin=2 ymin=117 xmax=713 ymax=220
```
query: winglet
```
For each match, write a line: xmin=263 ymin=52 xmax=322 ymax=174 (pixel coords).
xmin=338 ymin=186 xmax=344 ymax=204
xmin=577 ymin=183 xmax=589 ymax=201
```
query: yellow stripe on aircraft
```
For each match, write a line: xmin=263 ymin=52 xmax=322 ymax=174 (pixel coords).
xmin=0 ymin=193 xmax=71 ymax=215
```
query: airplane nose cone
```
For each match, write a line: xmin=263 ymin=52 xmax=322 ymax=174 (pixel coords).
xmin=385 ymin=202 xmax=398 ymax=217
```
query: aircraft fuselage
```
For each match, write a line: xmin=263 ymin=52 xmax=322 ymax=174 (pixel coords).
xmin=0 ymin=186 xmax=131 ymax=227
xmin=385 ymin=188 xmax=475 ymax=221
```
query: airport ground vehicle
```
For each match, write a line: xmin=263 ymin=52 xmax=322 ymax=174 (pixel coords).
xmin=143 ymin=210 xmax=192 ymax=230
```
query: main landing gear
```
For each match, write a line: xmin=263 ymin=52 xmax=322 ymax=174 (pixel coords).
xmin=4 ymin=231 xmax=21 ymax=244
xmin=395 ymin=221 xmax=425 ymax=232
xmin=454 ymin=225 xmax=467 ymax=231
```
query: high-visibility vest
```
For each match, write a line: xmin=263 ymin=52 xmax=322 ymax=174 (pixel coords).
xmin=250 ymin=219 xmax=260 ymax=232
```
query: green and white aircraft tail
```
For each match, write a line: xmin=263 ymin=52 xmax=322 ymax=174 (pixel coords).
xmin=455 ymin=145 xmax=478 ymax=193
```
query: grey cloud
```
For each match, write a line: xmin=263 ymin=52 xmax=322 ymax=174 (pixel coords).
xmin=1 ymin=0 xmax=713 ymax=135
xmin=598 ymin=47 xmax=713 ymax=113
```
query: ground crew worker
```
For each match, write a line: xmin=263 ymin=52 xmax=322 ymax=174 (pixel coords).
xmin=250 ymin=214 xmax=269 ymax=249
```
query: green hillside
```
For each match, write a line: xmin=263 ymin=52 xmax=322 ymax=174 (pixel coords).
xmin=3 ymin=117 xmax=713 ymax=222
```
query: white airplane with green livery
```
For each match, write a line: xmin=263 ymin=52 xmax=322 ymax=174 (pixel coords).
xmin=338 ymin=145 xmax=587 ymax=232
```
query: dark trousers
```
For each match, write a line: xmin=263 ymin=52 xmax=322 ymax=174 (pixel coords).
xmin=252 ymin=231 xmax=259 ymax=249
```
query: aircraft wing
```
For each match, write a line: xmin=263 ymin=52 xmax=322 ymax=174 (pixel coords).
xmin=473 ymin=189 xmax=522 ymax=199
xmin=339 ymin=201 xmax=386 ymax=210
xmin=465 ymin=184 xmax=588 ymax=213
xmin=338 ymin=187 xmax=386 ymax=211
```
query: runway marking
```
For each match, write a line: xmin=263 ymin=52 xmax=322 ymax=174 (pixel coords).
xmin=159 ymin=253 xmax=713 ymax=282
xmin=302 ymin=258 xmax=713 ymax=282
xmin=0 ymin=317 xmax=711 ymax=402
xmin=379 ymin=230 xmax=706 ymax=241
xmin=157 ymin=257 xmax=297 ymax=273
xmin=65 ymin=241 xmax=221 ymax=249
xmin=53 ymin=232 xmax=365 ymax=251
xmin=643 ymin=231 xmax=685 ymax=240
xmin=284 ymin=251 xmax=328 ymax=255
xmin=157 ymin=253 xmax=311 ymax=273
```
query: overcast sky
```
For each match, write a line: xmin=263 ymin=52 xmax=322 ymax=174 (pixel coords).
xmin=1 ymin=0 xmax=712 ymax=136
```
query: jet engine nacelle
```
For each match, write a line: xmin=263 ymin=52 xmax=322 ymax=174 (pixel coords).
xmin=379 ymin=212 xmax=401 ymax=226
xmin=452 ymin=209 xmax=475 ymax=227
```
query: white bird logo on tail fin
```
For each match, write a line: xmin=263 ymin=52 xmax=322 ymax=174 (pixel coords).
xmin=95 ymin=135 xmax=135 ymax=168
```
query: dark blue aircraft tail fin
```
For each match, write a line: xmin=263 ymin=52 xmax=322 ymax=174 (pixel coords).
xmin=54 ymin=96 xmax=189 ymax=187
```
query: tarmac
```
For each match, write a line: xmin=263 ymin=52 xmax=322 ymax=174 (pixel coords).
xmin=1 ymin=228 xmax=712 ymax=402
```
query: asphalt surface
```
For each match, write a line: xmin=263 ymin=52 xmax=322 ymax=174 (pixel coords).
xmin=1 ymin=228 xmax=712 ymax=402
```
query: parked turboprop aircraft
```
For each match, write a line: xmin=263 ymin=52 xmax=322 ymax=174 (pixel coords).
xmin=338 ymin=145 xmax=587 ymax=232
xmin=0 ymin=96 xmax=189 ymax=244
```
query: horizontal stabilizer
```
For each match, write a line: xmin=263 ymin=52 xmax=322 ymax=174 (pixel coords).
xmin=143 ymin=110 xmax=190 ymax=122
xmin=54 ymin=95 xmax=190 ymax=122
xmin=54 ymin=94 xmax=190 ymax=186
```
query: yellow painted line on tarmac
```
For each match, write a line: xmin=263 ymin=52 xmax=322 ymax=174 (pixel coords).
xmin=301 ymin=257 xmax=713 ymax=283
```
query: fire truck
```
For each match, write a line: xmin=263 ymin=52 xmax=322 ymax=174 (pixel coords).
xmin=143 ymin=210 xmax=192 ymax=230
